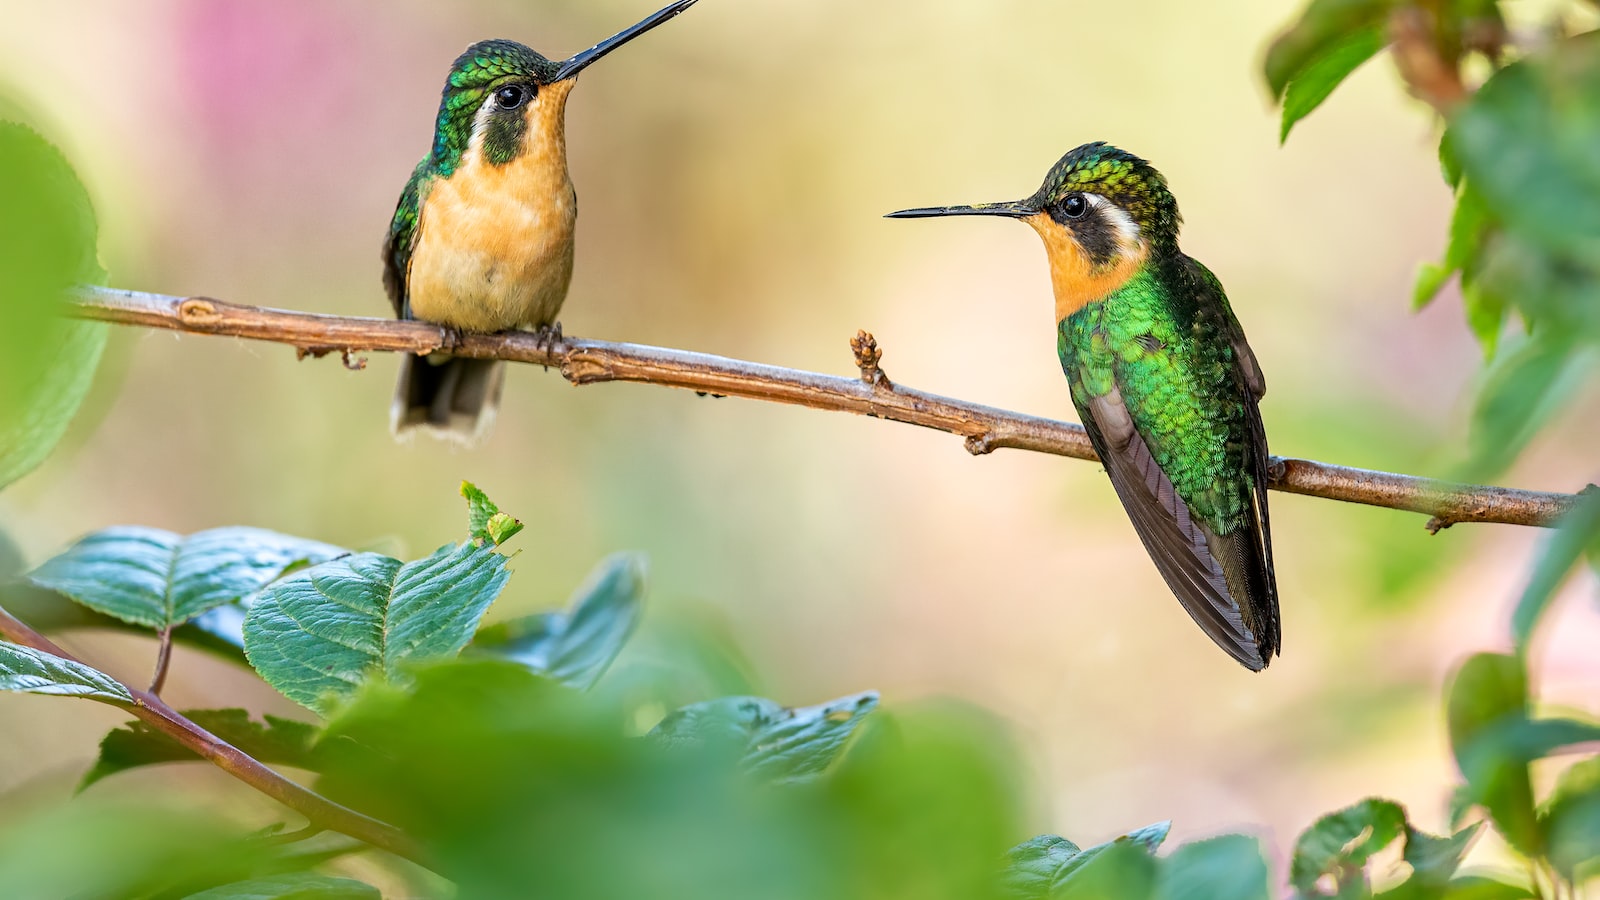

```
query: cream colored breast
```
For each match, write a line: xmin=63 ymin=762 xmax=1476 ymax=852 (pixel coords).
xmin=407 ymin=83 xmax=578 ymax=333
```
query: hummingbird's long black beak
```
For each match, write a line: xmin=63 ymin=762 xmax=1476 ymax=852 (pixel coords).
xmin=552 ymin=0 xmax=700 ymax=82
xmin=885 ymin=201 xmax=1037 ymax=220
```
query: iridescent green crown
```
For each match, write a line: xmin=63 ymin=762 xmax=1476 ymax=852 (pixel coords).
xmin=431 ymin=40 xmax=560 ymax=174
xmin=1037 ymin=142 xmax=1181 ymax=245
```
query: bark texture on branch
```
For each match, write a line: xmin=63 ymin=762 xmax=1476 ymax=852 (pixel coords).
xmin=74 ymin=287 xmax=1586 ymax=529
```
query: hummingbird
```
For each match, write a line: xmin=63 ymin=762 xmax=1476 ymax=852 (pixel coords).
xmin=888 ymin=142 xmax=1280 ymax=670
xmin=384 ymin=0 xmax=701 ymax=441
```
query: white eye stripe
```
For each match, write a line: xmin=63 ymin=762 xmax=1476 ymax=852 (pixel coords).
xmin=1084 ymin=192 xmax=1141 ymax=246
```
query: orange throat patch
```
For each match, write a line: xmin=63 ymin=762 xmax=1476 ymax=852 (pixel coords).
xmin=1024 ymin=212 xmax=1148 ymax=324
xmin=407 ymin=79 xmax=579 ymax=333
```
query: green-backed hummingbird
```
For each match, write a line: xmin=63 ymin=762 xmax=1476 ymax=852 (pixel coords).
xmin=384 ymin=0 xmax=701 ymax=441
xmin=889 ymin=142 xmax=1281 ymax=670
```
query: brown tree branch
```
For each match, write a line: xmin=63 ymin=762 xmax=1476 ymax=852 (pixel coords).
xmin=73 ymin=286 xmax=1585 ymax=529
xmin=0 ymin=604 xmax=427 ymax=868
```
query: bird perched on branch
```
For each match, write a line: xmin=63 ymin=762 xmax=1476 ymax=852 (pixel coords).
xmin=889 ymin=143 xmax=1281 ymax=670
xmin=384 ymin=0 xmax=701 ymax=441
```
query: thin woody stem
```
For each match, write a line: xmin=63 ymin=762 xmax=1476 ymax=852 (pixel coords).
xmin=72 ymin=286 xmax=1587 ymax=530
xmin=149 ymin=626 xmax=173 ymax=695
xmin=0 ymin=604 xmax=427 ymax=868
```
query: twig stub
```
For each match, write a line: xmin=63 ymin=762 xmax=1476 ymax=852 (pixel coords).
xmin=851 ymin=330 xmax=890 ymax=388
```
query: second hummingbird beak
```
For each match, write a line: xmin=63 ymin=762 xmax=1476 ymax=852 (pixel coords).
xmin=884 ymin=201 xmax=1037 ymax=220
xmin=551 ymin=0 xmax=700 ymax=82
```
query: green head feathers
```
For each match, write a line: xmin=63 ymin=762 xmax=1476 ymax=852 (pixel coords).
xmin=431 ymin=40 xmax=559 ymax=176
xmin=1031 ymin=142 xmax=1181 ymax=248
xmin=425 ymin=0 xmax=701 ymax=177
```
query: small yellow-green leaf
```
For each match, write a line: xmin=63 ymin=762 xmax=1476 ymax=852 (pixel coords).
xmin=485 ymin=511 xmax=523 ymax=546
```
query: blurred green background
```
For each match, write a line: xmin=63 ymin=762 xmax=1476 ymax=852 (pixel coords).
xmin=1 ymin=0 xmax=1596 ymax=868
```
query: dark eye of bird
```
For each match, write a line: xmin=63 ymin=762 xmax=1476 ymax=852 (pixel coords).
xmin=494 ymin=85 xmax=529 ymax=110
xmin=1061 ymin=194 xmax=1088 ymax=219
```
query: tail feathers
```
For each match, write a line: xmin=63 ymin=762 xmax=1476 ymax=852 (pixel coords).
xmin=391 ymin=354 xmax=506 ymax=444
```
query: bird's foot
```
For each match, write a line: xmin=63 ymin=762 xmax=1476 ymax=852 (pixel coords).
xmin=533 ymin=322 xmax=564 ymax=355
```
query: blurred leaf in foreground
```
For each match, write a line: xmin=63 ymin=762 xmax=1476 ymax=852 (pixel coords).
xmin=1542 ymin=756 xmax=1600 ymax=883
xmin=1290 ymin=797 xmax=1407 ymax=894
xmin=1511 ymin=490 xmax=1600 ymax=655
xmin=184 ymin=873 xmax=380 ymax=900
xmin=1002 ymin=823 xmax=1171 ymax=899
xmin=0 ymin=120 xmax=107 ymax=490
xmin=650 ymin=690 xmax=878 ymax=782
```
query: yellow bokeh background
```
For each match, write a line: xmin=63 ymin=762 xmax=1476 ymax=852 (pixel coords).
xmin=2 ymin=0 xmax=1597 ymax=871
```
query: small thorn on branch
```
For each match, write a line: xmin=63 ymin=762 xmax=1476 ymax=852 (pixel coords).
xmin=1425 ymin=516 xmax=1455 ymax=535
xmin=851 ymin=330 xmax=890 ymax=388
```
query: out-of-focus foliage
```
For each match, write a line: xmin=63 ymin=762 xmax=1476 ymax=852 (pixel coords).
xmin=5 ymin=482 xmax=1597 ymax=897
xmin=472 ymin=551 xmax=645 ymax=690
xmin=1268 ymin=0 xmax=1600 ymax=478
xmin=0 ymin=119 xmax=106 ymax=489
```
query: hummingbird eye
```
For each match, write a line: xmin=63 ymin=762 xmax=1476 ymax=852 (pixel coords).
xmin=1061 ymin=194 xmax=1089 ymax=219
xmin=494 ymin=85 xmax=530 ymax=110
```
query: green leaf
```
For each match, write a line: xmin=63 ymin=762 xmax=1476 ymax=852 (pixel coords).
xmin=460 ymin=480 xmax=522 ymax=547
xmin=1449 ymin=47 xmax=1600 ymax=266
xmin=1153 ymin=835 xmax=1270 ymax=900
xmin=183 ymin=873 xmax=380 ymax=899
xmin=473 ymin=552 xmax=645 ymax=690
xmin=1542 ymin=755 xmax=1600 ymax=881
xmin=1376 ymin=875 xmax=1536 ymax=899
xmin=1512 ymin=490 xmax=1600 ymax=655
xmin=1059 ymin=840 xmax=1158 ymax=899
xmin=1290 ymin=797 xmax=1409 ymax=893
xmin=1462 ymin=282 xmax=1508 ymax=360
xmin=1439 ymin=130 xmax=1463 ymax=190
xmin=0 ymin=578 xmax=252 ymax=667
xmin=1414 ymin=262 xmax=1453 ymax=312
xmin=1466 ymin=336 xmax=1584 ymax=480
xmin=1280 ymin=24 xmax=1386 ymax=143
xmin=29 ymin=527 xmax=346 ymax=632
xmin=1001 ymin=824 xmax=1170 ymax=898
xmin=1002 ymin=834 xmax=1082 ymax=898
xmin=0 ymin=122 xmax=107 ymax=491
xmin=651 ymin=691 xmax=879 ymax=781
xmin=80 ymin=709 xmax=320 ymax=790
xmin=1264 ymin=0 xmax=1393 ymax=98
xmin=243 ymin=543 xmax=510 ymax=714
xmin=0 ymin=640 xmax=130 ymax=703
xmin=1447 ymin=653 xmax=1539 ymax=855
xmin=1404 ymin=823 xmax=1482 ymax=886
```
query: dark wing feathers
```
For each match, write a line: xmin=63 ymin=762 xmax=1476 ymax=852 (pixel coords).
xmin=382 ymin=162 xmax=430 ymax=320
xmin=1084 ymin=389 xmax=1267 ymax=670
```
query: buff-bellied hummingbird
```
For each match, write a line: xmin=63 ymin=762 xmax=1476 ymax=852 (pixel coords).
xmin=384 ymin=0 xmax=701 ymax=441
xmin=889 ymin=143 xmax=1281 ymax=670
